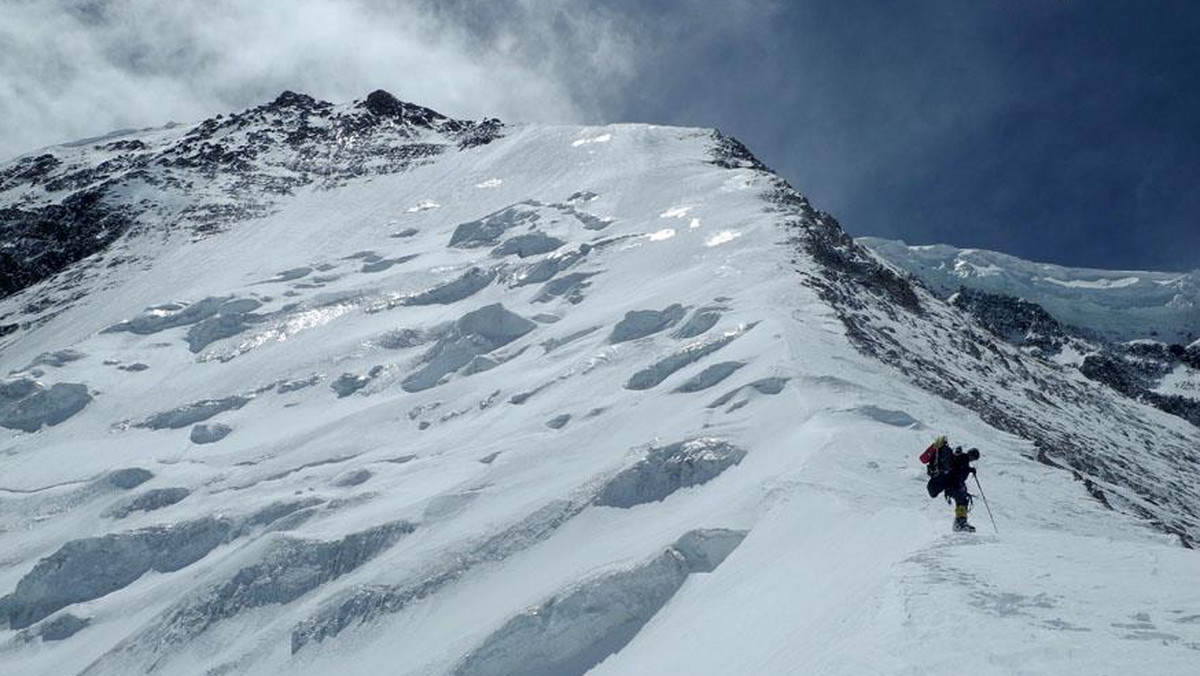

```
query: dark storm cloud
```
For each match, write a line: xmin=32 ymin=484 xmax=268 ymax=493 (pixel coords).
xmin=584 ymin=0 xmax=1200 ymax=271
xmin=2 ymin=0 xmax=1196 ymax=271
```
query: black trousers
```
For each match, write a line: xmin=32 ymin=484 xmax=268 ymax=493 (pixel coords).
xmin=946 ymin=483 xmax=971 ymax=508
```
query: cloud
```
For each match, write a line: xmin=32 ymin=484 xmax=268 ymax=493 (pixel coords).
xmin=9 ymin=1 xmax=1188 ymax=271
xmin=0 ymin=0 xmax=640 ymax=160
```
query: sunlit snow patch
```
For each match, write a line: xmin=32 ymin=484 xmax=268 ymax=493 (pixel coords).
xmin=1167 ymin=293 xmax=1195 ymax=309
xmin=406 ymin=200 xmax=440 ymax=213
xmin=572 ymin=133 xmax=612 ymax=147
xmin=1040 ymin=276 xmax=1140 ymax=289
xmin=647 ymin=228 xmax=676 ymax=242
xmin=474 ymin=178 xmax=503 ymax=188
xmin=953 ymin=259 xmax=1003 ymax=277
xmin=705 ymin=230 xmax=742 ymax=247
xmin=720 ymin=174 xmax=756 ymax=192
xmin=203 ymin=303 xmax=358 ymax=362
xmin=689 ymin=217 xmax=702 ymax=229
xmin=659 ymin=206 xmax=692 ymax=219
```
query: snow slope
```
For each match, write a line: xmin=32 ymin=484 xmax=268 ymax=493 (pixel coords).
xmin=1 ymin=94 xmax=1198 ymax=675
xmin=858 ymin=237 xmax=1200 ymax=344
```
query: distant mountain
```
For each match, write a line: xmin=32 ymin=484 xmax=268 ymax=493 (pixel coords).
xmin=1 ymin=93 xmax=1198 ymax=676
xmin=858 ymin=237 xmax=1200 ymax=345
xmin=861 ymin=237 xmax=1200 ymax=429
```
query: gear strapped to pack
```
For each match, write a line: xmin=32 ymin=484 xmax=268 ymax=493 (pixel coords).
xmin=919 ymin=437 xmax=952 ymax=478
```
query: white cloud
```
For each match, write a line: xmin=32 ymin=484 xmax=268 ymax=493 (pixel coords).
xmin=0 ymin=0 xmax=638 ymax=160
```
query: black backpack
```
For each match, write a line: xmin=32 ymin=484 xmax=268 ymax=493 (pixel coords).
xmin=920 ymin=438 xmax=954 ymax=498
xmin=920 ymin=438 xmax=952 ymax=478
xmin=928 ymin=445 xmax=953 ymax=478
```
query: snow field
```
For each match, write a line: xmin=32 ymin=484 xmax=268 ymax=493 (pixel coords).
xmin=0 ymin=117 xmax=1196 ymax=675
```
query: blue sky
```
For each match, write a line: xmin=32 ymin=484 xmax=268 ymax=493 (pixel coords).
xmin=590 ymin=0 xmax=1200 ymax=272
xmin=3 ymin=0 xmax=1197 ymax=271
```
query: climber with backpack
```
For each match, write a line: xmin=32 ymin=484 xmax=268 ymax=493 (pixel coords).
xmin=920 ymin=436 xmax=982 ymax=532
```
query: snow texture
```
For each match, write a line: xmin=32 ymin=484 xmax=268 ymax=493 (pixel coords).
xmin=672 ymin=306 xmax=723 ymax=339
xmin=1 ymin=92 xmax=1198 ymax=676
xmin=852 ymin=405 xmax=923 ymax=428
xmin=609 ymin=304 xmax=686 ymax=343
xmin=626 ymin=326 xmax=753 ymax=390
xmin=402 ymin=267 xmax=495 ymax=306
xmin=37 ymin=613 xmax=90 ymax=642
xmin=673 ymin=361 xmax=746 ymax=393
xmin=104 ymin=487 xmax=191 ymax=519
xmin=21 ymin=349 xmax=86 ymax=370
xmin=189 ymin=423 xmax=232 ymax=444
xmin=139 ymin=396 xmax=250 ymax=429
xmin=493 ymin=232 xmax=565 ymax=258
xmin=0 ymin=379 xmax=91 ymax=432
xmin=105 ymin=297 xmax=264 ymax=353
xmin=454 ymin=529 xmax=745 ymax=676
xmin=534 ymin=271 xmax=597 ymax=304
xmin=332 ymin=469 xmax=372 ymax=487
xmin=83 ymin=522 xmax=414 ymax=673
xmin=594 ymin=438 xmax=747 ymax=508
xmin=105 ymin=468 xmax=154 ymax=490
xmin=1 ymin=517 xmax=235 ymax=629
xmin=402 ymin=303 xmax=535 ymax=392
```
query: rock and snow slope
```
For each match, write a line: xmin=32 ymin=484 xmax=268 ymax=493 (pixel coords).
xmin=1 ymin=93 xmax=1199 ymax=675
xmin=861 ymin=238 xmax=1200 ymax=429
xmin=859 ymin=237 xmax=1200 ymax=345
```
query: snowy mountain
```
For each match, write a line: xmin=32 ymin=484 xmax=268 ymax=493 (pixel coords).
xmin=857 ymin=237 xmax=1200 ymax=345
xmin=2 ymin=92 xmax=1199 ymax=676
xmin=860 ymin=238 xmax=1200 ymax=429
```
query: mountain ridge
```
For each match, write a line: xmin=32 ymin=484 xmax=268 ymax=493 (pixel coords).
xmin=0 ymin=89 xmax=502 ymax=309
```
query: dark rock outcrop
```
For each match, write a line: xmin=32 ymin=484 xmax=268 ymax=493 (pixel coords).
xmin=0 ymin=89 xmax=504 ymax=301
xmin=950 ymin=287 xmax=1070 ymax=355
xmin=0 ymin=188 xmax=131 ymax=298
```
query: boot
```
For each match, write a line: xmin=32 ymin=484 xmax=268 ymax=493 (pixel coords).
xmin=953 ymin=505 xmax=975 ymax=532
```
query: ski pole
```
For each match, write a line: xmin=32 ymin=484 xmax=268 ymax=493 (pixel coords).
xmin=974 ymin=474 xmax=998 ymax=534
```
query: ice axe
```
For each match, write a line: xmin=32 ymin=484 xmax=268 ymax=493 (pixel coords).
xmin=973 ymin=474 xmax=998 ymax=534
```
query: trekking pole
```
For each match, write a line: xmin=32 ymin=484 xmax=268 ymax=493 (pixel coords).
xmin=973 ymin=474 xmax=999 ymax=534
